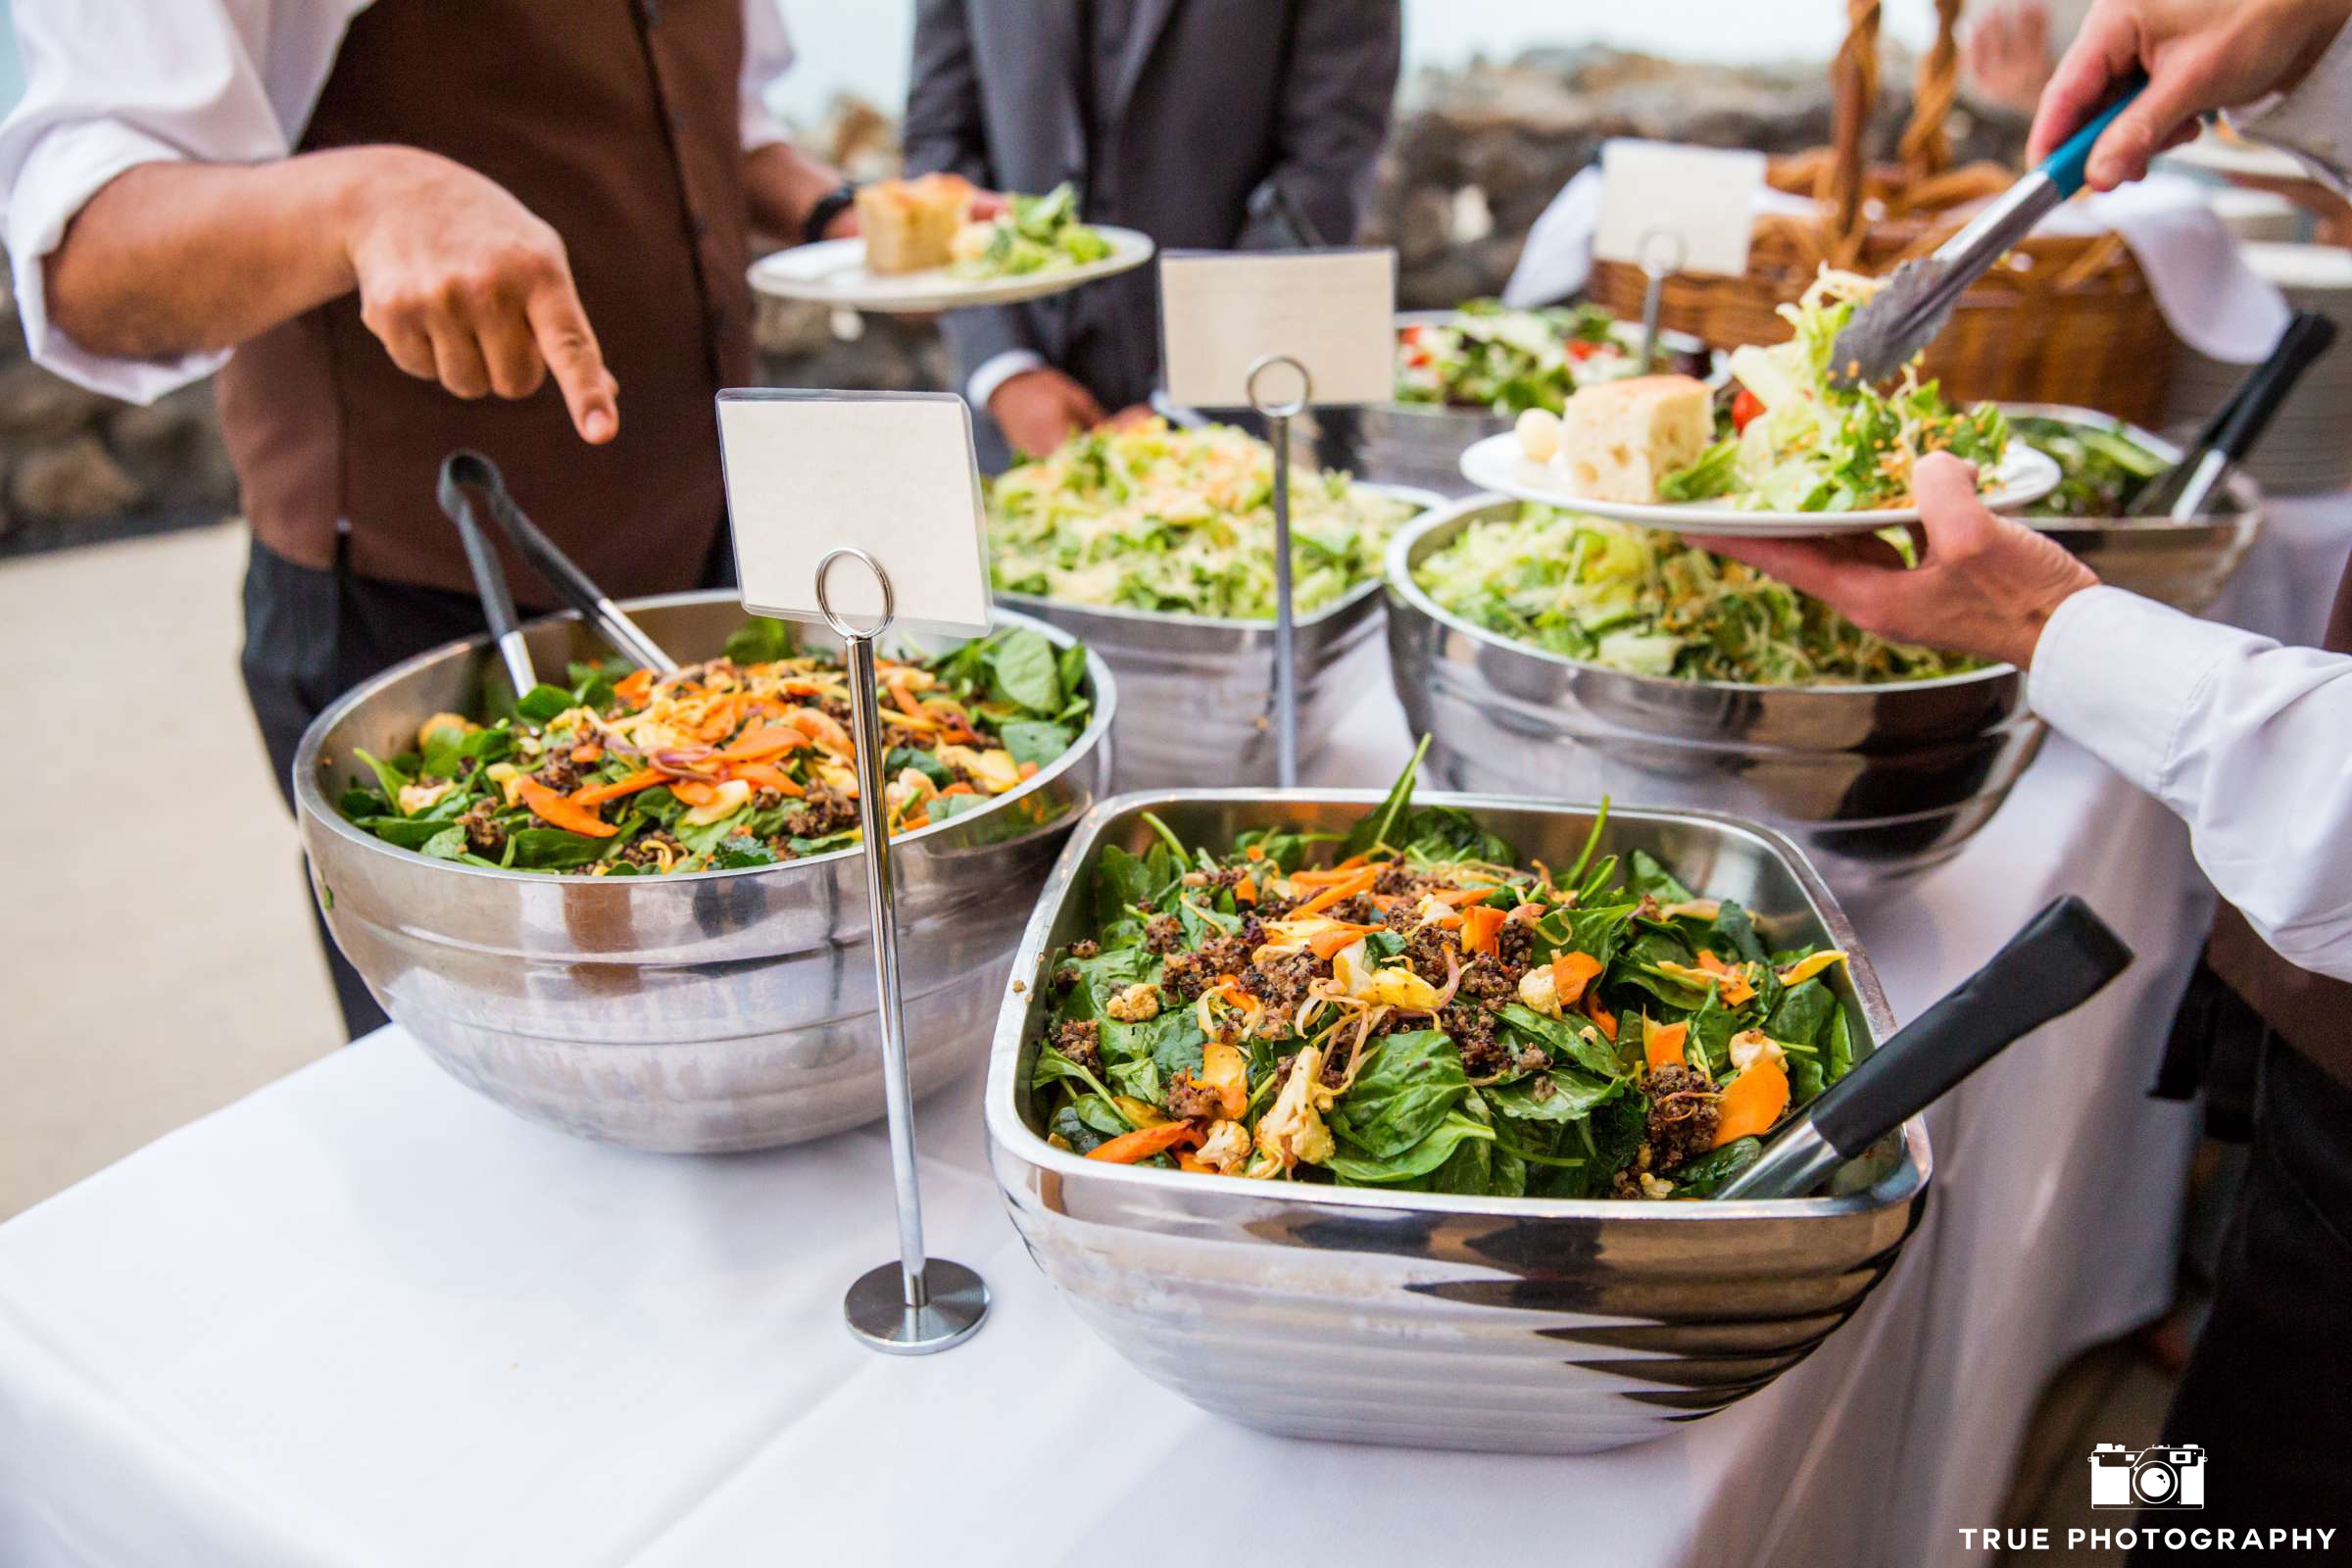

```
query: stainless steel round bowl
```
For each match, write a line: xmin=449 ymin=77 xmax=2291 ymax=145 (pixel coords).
xmin=293 ymin=591 xmax=1116 ymax=1152
xmin=997 ymin=482 xmax=1442 ymax=791
xmin=1343 ymin=312 xmax=1717 ymax=497
xmin=2006 ymin=403 xmax=2264 ymax=613
xmin=1384 ymin=497 xmax=2044 ymax=890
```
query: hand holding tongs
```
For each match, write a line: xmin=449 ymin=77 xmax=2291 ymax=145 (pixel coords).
xmin=1713 ymin=896 xmax=2133 ymax=1200
xmin=435 ymin=451 xmax=678 ymax=682
xmin=1829 ymin=73 xmax=2148 ymax=387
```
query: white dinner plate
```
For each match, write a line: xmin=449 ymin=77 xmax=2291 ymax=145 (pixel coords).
xmin=748 ymin=225 xmax=1154 ymax=314
xmin=1456 ymin=433 xmax=2061 ymax=537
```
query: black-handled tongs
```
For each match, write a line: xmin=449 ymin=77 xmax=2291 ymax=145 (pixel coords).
xmin=2127 ymin=310 xmax=2338 ymax=520
xmin=435 ymin=451 xmax=678 ymax=676
xmin=1712 ymin=896 xmax=2133 ymax=1200
xmin=436 ymin=454 xmax=541 ymax=698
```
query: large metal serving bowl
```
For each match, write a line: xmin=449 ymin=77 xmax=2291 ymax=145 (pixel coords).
xmin=293 ymin=591 xmax=1115 ymax=1153
xmin=996 ymin=482 xmax=1442 ymax=791
xmin=1342 ymin=312 xmax=1718 ymax=496
xmin=2007 ymin=403 xmax=2264 ymax=613
xmin=987 ymin=789 xmax=1929 ymax=1455
xmin=1385 ymin=496 xmax=2044 ymax=890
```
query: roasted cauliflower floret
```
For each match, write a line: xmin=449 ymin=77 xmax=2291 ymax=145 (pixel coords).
xmin=1103 ymin=982 xmax=1163 ymax=1022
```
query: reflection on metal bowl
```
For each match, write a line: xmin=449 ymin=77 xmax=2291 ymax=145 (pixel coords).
xmin=1384 ymin=497 xmax=2044 ymax=890
xmin=987 ymin=789 xmax=1929 ymax=1454
xmin=293 ymin=591 xmax=1115 ymax=1152
xmin=995 ymin=483 xmax=1441 ymax=790
xmin=2007 ymin=403 xmax=2263 ymax=614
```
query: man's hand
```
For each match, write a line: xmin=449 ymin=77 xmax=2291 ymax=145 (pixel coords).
xmin=2030 ymin=0 xmax=2352 ymax=189
xmin=1966 ymin=1 xmax=2055 ymax=118
xmin=1690 ymin=454 xmax=2099 ymax=670
xmin=344 ymin=149 xmax=617 ymax=443
xmin=989 ymin=368 xmax=1106 ymax=459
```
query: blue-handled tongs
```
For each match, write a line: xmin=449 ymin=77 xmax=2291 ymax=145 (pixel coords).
xmin=1828 ymin=73 xmax=2147 ymax=387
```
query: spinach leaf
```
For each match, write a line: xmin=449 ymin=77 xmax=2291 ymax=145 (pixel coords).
xmin=1485 ymin=1068 xmax=1623 ymax=1123
xmin=338 ymin=785 xmax=389 ymax=819
xmin=983 ymin=628 xmax=1064 ymax=714
xmin=1092 ymin=845 xmax=1158 ymax=926
xmin=1686 ymin=986 xmax=1739 ymax=1076
xmin=998 ymin=719 xmax=1075 ymax=769
xmin=1396 ymin=805 xmax=1516 ymax=865
xmin=502 ymin=827 xmax=613 ymax=870
xmin=1495 ymin=1003 xmax=1621 ymax=1079
xmin=350 ymin=748 xmax=413 ymax=807
xmin=887 ymin=747 xmax=955 ymax=790
xmin=931 ymin=792 xmax=994 ymax=821
xmin=1709 ymin=900 xmax=1768 ymax=965
xmin=418 ymin=721 xmax=473 ymax=780
xmin=420 ymin=825 xmax=469 ymax=860
xmin=710 ymin=835 xmax=780 ymax=869
xmin=723 ymin=617 xmax=797 ymax=665
xmin=1055 ymin=642 xmax=1090 ymax=706
xmin=1055 ymin=947 xmax=1159 ymax=1020
xmin=1328 ymin=1029 xmax=1467 ymax=1159
xmin=515 ymin=684 xmax=575 ymax=724
xmin=1765 ymin=979 xmax=1837 ymax=1051
xmin=1360 ymin=929 xmax=1408 ymax=965
xmin=1627 ymin=849 xmax=1695 ymax=904
xmin=1826 ymin=1006 xmax=1855 ymax=1084
xmin=1326 ymin=1110 xmax=1494 ymax=1185
xmin=1101 ymin=1009 xmax=1205 ymax=1097
xmin=1429 ymin=1091 xmax=1501 ymax=1195
xmin=348 ymin=815 xmax=452 ymax=850
xmin=1049 ymin=1102 xmax=1117 ymax=1155
xmin=1671 ymin=1137 xmax=1761 ymax=1197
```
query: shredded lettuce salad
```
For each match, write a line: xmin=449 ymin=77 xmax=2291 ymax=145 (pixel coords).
xmin=1415 ymin=504 xmax=1981 ymax=684
xmin=950 ymin=184 xmax=1113 ymax=279
xmin=1395 ymin=301 xmax=1662 ymax=416
xmin=1661 ymin=270 xmax=2010 ymax=513
xmin=987 ymin=418 xmax=1424 ymax=619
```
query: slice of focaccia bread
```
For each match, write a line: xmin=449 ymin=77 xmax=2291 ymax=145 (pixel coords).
xmin=856 ymin=173 xmax=976 ymax=274
xmin=1549 ymin=374 xmax=1712 ymax=503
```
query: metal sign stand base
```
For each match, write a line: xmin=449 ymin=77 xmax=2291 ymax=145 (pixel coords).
xmin=816 ymin=546 xmax=991 ymax=1355
xmin=1245 ymin=353 xmax=1312 ymax=789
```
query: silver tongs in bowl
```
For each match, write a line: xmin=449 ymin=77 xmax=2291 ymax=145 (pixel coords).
xmin=434 ymin=450 xmax=679 ymax=681
xmin=1715 ymin=895 xmax=2132 ymax=1200
xmin=1829 ymin=73 xmax=2147 ymax=388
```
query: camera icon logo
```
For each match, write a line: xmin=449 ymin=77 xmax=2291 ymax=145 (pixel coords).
xmin=2088 ymin=1443 xmax=2206 ymax=1509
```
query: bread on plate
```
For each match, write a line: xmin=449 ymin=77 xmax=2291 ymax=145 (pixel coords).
xmin=1518 ymin=374 xmax=1712 ymax=503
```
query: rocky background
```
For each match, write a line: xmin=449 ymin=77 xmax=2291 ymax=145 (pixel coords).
xmin=0 ymin=48 xmax=2026 ymax=557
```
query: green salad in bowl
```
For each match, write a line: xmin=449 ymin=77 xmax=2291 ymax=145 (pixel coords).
xmin=1413 ymin=503 xmax=1979 ymax=684
xmin=986 ymin=418 xmax=1424 ymax=619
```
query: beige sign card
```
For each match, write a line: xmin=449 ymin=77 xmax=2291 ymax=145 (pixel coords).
xmin=1593 ymin=139 xmax=1765 ymax=278
xmin=717 ymin=390 xmax=993 ymax=640
xmin=1158 ymin=248 xmax=1396 ymax=408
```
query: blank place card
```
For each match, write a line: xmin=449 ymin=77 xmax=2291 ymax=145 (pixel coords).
xmin=1594 ymin=139 xmax=1765 ymax=278
xmin=1158 ymin=248 xmax=1397 ymax=409
xmin=716 ymin=389 xmax=993 ymax=640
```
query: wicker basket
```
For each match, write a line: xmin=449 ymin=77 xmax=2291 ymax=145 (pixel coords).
xmin=1589 ymin=0 xmax=2177 ymax=425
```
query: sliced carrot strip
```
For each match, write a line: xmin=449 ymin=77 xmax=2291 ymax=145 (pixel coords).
xmin=1086 ymin=1122 xmax=1202 ymax=1163
xmin=1235 ymin=875 xmax=1257 ymax=905
xmin=1430 ymin=886 xmax=1499 ymax=907
xmin=1294 ymin=867 xmax=1379 ymax=915
xmin=517 ymin=777 xmax=618 ymax=839
xmin=1461 ymin=904 xmax=1507 ymax=957
xmin=714 ymin=724 xmax=805 ymax=763
xmin=668 ymin=779 xmax=719 ymax=808
xmin=569 ymin=743 xmax=603 ymax=764
xmin=940 ymin=781 xmax=976 ymax=797
xmin=1645 ymin=1019 xmax=1690 ymax=1074
xmin=1305 ymin=923 xmax=1382 ymax=961
xmin=613 ymin=668 xmax=654 ymax=709
xmin=1583 ymin=989 xmax=1618 ymax=1041
xmin=728 ymin=761 xmax=805 ymax=797
xmin=568 ymin=768 xmax=662 ymax=808
xmin=1713 ymin=1057 xmax=1789 ymax=1147
xmin=1551 ymin=951 xmax=1604 ymax=1004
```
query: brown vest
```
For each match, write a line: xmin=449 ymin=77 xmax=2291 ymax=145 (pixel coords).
xmin=215 ymin=0 xmax=755 ymax=607
xmin=2205 ymin=563 xmax=2352 ymax=1088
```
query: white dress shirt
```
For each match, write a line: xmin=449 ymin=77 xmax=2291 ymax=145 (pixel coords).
xmin=0 ymin=0 xmax=798 ymax=407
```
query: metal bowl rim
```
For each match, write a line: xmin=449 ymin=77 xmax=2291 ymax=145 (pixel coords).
xmin=985 ymin=785 xmax=1933 ymax=1222
xmin=991 ymin=482 xmax=1448 ymax=634
xmin=1383 ymin=494 xmax=2025 ymax=696
xmin=291 ymin=590 xmax=1119 ymax=888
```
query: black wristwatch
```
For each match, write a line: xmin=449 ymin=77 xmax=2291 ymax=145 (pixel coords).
xmin=803 ymin=181 xmax=861 ymax=246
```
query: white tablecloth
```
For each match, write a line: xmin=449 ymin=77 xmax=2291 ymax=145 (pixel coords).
xmin=16 ymin=492 xmax=2351 ymax=1566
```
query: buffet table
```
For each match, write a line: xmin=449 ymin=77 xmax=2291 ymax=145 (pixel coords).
xmin=6 ymin=498 xmax=2346 ymax=1568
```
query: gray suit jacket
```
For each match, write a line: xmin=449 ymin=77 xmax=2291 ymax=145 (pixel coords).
xmin=904 ymin=0 xmax=1400 ymax=422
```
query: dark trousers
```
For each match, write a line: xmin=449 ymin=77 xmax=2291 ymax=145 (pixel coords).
xmin=240 ymin=532 xmax=733 ymax=1040
xmin=2129 ymin=1035 xmax=2352 ymax=1560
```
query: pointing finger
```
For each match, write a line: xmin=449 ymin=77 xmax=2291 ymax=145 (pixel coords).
xmin=525 ymin=270 xmax=618 ymax=444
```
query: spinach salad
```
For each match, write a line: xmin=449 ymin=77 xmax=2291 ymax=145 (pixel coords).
xmin=337 ymin=620 xmax=1092 ymax=875
xmin=1030 ymin=746 xmax=1857 ymax=1198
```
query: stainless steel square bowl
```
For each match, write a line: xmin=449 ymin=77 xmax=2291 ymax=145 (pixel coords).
xmin=994 ymin=483 xmax=1442 ymax=790
xmin=985 ymin=789 xmax=1931 ymax=1454
xmin=295 ymin=591 xmax=1115 ymax=1153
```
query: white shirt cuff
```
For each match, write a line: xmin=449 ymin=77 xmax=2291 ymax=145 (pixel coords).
xmin=967 ymin=350 xmax=1048 ymax=414
xmin=5 ymin=122 xmax=227 ymax=404
xmin=2027 ymin=585 xmax=2245 ymax=798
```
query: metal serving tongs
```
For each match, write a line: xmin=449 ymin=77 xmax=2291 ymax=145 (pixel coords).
xmin=436 ymin=451 xmax=678 ymax=675
xmin=1713 ymin=896 xmax=2133 ymax=1200
xmin=2128 ymin=310 xmax=2338 ymax=520
xmin=1829 ymin=73 xmax=2148 ymax=388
